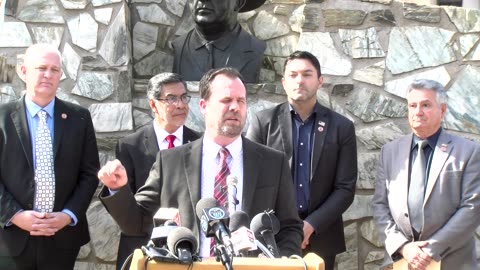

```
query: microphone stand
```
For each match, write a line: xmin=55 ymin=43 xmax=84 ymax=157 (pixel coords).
xmin=214 ymin=244 xmax=233 ymax=270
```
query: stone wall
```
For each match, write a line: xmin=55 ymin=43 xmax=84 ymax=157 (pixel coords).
xmin=1 ymin=0 xmax=480 ymax=269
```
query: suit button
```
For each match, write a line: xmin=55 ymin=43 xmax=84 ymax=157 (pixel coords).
xmin=404 ymin=213 xmax=408 ymax=217
xmin=28 ymin=203 xmax=33 ymax=209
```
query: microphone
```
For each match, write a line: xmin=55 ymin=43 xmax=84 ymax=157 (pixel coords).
xmin=229 ymin=211 xmax=256 ymax=257
xmin=250 ymin=210 xmax=281 ymax=258
xmin=150 ymin=220 xmax=178 ymax=248
xmin=167 ymin=227 xmax=198 ymax=264
xmin=195 ymin=198 xmax=233 ymax=270
xmin=226 ymin=175 xmax=239 ymax=213
xmin=153 ymin=208 xmax=181 ymax=227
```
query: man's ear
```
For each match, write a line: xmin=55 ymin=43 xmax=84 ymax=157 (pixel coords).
xmin=235 ymin=0 xmax=246 ymax=12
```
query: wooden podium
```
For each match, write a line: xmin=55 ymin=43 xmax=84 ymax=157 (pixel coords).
xmin=130 ymin=249 xmax=324 ymax=270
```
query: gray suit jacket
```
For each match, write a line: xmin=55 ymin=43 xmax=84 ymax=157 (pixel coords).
xmin=372 ymin=129 xmax=480 ymax=269
xmin=246 ymin=102 xmax=358 ymax=256
xmin=100 ymin=136 xmax=303 ymax=257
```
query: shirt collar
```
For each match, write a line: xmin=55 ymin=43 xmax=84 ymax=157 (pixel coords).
xmin=202 ymin=135 xmax=243 ymax=160
xmin=25 ymin=97 xmax=55 ymax=119
xmin=288 ymin=102 xmax=318 ymax=121
xmin=192 ymin=24 xmax=241 ymax=51
xmin=412 ymin=127 xmax=442 ymax=151
xmin=153 ymin=121 xmax=184 ymax=143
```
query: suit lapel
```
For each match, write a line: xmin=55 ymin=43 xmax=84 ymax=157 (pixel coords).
xmin=53 ymin=98 xmax=66 ymax=158
xmin=311 ymin=105 xmax=329 ymax=178
xmin=278 ymin=103 xmax=293 ymax=166
xmin=396 ymin=134 xmax=414 ymax=217
xmin=183 ymin=126 xmax=200 ymax=144
xmin=424 ymin=130 xmax=451 ymax=204
xmin=143 ymin=125 xmax=159 ymax=158
xmin=184 ymin=139 xmax=203 ymax=210
xmin=241 ymin=137 xmax=261 ymax=214
xmin=11 ymin=97 xmax=33 ymax=168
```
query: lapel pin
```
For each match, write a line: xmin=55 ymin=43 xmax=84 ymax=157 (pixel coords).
xmin=441 ymin=144 xmax=447 ymax=152
xmin=61 ymin=113 xmax=67 ymax=119
xmin=318 ymin=121 xmax=325 ymax=126
xmin=318 ymin=126 xmax=324 ymax=132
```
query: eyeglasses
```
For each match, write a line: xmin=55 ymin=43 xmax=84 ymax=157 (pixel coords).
xmin=157 ymin=94 xmax=191 ymax=105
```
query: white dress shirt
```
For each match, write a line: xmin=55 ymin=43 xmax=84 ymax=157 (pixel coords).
xmin=153 ymin=121 xmax=184 ymax=150
xmin=199 ymin=136 xmax=244 ymax=257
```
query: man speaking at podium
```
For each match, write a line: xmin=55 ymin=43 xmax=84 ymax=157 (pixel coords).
xmin=98 ymin=67 xmax=303 ymax=258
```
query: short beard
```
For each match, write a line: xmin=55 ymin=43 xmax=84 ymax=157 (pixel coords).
xmin=218 ymin=124 xmax=243 ymax=138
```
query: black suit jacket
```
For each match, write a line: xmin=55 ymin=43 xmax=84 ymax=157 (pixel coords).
xmin=101 ymin=136 xmax=303 ymax=257
xmin=0 ymin=96 xmax=100 ymax=256
xmin=246 ymin=102 xmax=358 ymax=256
xmin=114 ymin=124 xmax=200 ymax=268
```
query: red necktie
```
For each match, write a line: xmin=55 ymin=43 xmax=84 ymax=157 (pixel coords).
xmin=211 ymin=147 xmax=230 ymax=256
xmin=214 ymin=147 xmax=230 ymax=207
xmin=166 ymin=135 xmax=176 ymax=149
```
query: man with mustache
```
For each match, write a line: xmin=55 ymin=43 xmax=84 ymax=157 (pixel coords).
xmin=372 ymin=79 xmax=480 ymax=270
xmin=98 ymin=67 xmax=303 ymax=258
xmin=246 ymin=51 xmax=358 ymax=270
xmin=172 ymin=0 xmax=266 ymax=83
xmin=113 ymin=73 xmax=200 ymax=269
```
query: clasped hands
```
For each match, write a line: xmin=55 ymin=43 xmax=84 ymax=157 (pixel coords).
xmin=11 ymin=211 xmax=71 ymax=236
xmin=400 ymin=241 xmax=432 ymax=270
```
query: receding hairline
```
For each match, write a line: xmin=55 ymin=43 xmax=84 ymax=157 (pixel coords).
xmin=24 ymin=44 xmax=62 ymax=66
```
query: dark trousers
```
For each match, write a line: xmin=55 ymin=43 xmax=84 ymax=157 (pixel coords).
xmin=0 ymin=236 xmax=80 ymax=270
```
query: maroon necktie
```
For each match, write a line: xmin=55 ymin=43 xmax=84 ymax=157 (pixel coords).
xmin=211 ymin=147 xmax=230 ymax=256
xmin=214 ymin=147 xmax=230 ymax=207
xmin=166 ymin=135 xmax=176 ymax=149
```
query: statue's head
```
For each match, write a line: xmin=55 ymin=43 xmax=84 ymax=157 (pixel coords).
xmin=191 ymin=0 xmax=266 ymax=29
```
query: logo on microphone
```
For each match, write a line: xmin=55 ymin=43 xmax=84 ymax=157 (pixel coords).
xmin=208 ymin=207 xmax=226 ymax=219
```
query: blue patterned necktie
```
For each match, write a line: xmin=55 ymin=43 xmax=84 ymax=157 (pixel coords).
xmin=34 ymin=110 xmax=55 ymax=212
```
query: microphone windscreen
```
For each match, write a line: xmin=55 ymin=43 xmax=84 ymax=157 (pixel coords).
xmin=195 ymin=197 xmax=219 ymax=219
xmin=229 ymin=211 xmax=249 ymax=232
xmin=167 ymin=227 xmax=198 ymax=255
xmin=250 ymin=212 xmax=281 ymax=236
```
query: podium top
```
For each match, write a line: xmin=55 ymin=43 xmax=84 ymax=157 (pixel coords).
xmin=130 ymin=249 xmax=324 ymax=270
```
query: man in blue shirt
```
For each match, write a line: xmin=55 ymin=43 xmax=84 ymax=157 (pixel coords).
xmin=247 ymin=51 xmax=358 ymax=270
xmin=0 ymin=43 xmax=99 ymax=270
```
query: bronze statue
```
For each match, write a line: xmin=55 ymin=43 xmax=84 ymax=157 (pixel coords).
xmin=172 ymin=0 xmax=267 ymax=83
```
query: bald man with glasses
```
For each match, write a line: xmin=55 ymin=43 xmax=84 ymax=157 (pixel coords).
xmin=113 ymin=72 xmax=200 ymax=269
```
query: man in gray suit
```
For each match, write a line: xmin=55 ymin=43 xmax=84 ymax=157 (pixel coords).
xmin=98 ymin=67 xmax=302 ymax=258
xmin=114 ymin=73 xmax=200 ymax=269
xmin=372 ymin=79 xmax=480 ymax=270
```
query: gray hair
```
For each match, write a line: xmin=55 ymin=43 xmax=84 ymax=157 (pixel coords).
xmin=407 ymin=79 xmax=448 ymax=105
xmin=146 ymin=72 xmax=187 ymax=100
